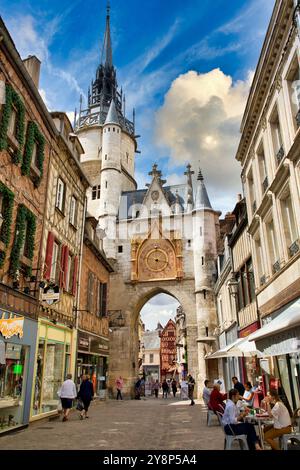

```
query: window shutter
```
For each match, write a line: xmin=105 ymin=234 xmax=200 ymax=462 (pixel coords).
xmin=72 ymin=256 xmax=78 ymax=296
xmin=101 ymin=283 xmax=107 ymax=317
xmin=44 ymin=231 xmax=54 ymax=281
xmin=59 ymin=245 xmax=66 ymax=288
xmin=63 ymin=246 xmax=69 ymax=289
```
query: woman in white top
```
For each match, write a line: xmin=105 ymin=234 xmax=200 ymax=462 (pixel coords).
xmin=263 ymin=389 xmax=292 ymax=450
xmin=58 ymin=374 xmax=77 ymax=422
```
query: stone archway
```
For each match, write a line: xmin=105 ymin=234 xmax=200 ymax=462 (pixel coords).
xmin=107 ymin=277 xmax=200 ymax=398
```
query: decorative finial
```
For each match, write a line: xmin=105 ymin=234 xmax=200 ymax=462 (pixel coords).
xmin=197 ymin=168 xmax=204 ymax=181
xmin=107 ymin=0 xmax=110 ymax=16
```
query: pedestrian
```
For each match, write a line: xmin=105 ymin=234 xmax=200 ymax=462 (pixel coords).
xmin=187 ymin=374 xmax=195 ymax=405
xmin=203 ymin=379 xmax=211 ymax=406
xmin=115 ymin=376 xmax=124 ymax=400
xmin=162 ymin=379 xmax=169 ymax=398
xmin=135 ymin=378 xmax=141 ymax=400
xmin=222 ymin=388 xmax=262 ymax=450
xmin=77 ymin=374 xmax=94 ymax=420
xmin=262 ymin=389 xmax=292 ymax=450
xmin=171 ymin=379 xmax=177 ymax=398
xmin=232 ymin=376 xmax=245 ymax=396
xmin=58 ymin=373 xmax=77 ymax=422
xmin=152 ymin=380 xmax=160 ymax=398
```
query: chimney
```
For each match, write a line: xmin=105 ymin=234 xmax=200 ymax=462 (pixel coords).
xmin=23 ymin=55 xmax=41 ymax=88
xmin=237 ymin=193 xmax=242 ymax=202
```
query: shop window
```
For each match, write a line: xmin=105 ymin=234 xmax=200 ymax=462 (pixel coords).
xmin=32 ymin=340 xmax=45 ymax=416
xmin=41 ymin=341 xmax=64 ymax=413
xmin=0 ymin=342 xmax=27 ymax=431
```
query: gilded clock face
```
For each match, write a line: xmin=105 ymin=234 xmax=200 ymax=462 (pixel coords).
xmin=146 ymin=247 xmax=168 ymax=272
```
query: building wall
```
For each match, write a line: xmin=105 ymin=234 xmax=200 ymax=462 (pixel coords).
xmin=78 ymin=240 xmax=110 ymax=338
xmin=236 ymin=1 xmax=300 ymax=318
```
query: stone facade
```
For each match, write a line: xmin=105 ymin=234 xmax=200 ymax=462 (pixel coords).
xmin=235 ymin=0 xmax=300 ymax=322
xmin=74 ymin=8 xmax=221 ymax=398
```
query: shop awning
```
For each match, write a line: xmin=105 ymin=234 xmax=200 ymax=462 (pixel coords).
xmin=248 ymin=298 xmax=300 ymax=356
xmin=206 ymin=338 xmax=245 ymax=359
xmin=228 ymin=337 xmax=264 ymax=357
xmin=249 ymin=298 xmax=300 ymax=341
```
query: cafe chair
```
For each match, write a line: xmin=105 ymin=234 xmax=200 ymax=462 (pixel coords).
xmin=207 ymin=409 xmax=219 ymax=426
xmin=280 ymin=419 xmax=300 ymax=450
xmin=216 ymin=412 xmax=249 ymax=450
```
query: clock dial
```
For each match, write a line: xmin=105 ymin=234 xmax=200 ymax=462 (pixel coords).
xmin=146 ymin=248 xmax=168 ymax=272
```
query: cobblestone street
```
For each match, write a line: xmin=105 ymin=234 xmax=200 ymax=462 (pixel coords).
xmin=0 ymin=397 xmax=224 ymax=450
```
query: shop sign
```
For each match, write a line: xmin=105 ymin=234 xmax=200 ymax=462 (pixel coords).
xmin=0 ymin=316 xmax=24 ymax=339
xmin=6 ymin=343 xmax=22 ymax=360
xmin=239 ymin=321 xmax=260 ymax=338
xmin=78 ymin=334 xmax=89 ymax=351
xmin=90 ymin=338 xmax=109 ymax=355
xmin=41 ymin=287 xmax=60 ymax=305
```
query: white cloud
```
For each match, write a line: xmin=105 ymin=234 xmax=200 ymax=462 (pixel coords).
xmin=154 ymin=68 xmax=253 ymax=213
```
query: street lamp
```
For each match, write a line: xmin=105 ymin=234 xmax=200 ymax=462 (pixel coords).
xmin=227 ymin=277 xmax=239 ymax=297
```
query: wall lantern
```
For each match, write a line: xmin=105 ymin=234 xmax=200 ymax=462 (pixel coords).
xmin=227 ymin=277 xmax=239 ymax=297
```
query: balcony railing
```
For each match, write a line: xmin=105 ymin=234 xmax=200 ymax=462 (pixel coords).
xmin=260 ymin=275 xmax=266 ymax=286
xmin=289 ymin=240 xmax=300 ymax=257
xmin=252 ymin=200 xmax=257 ymax=214
xmin=276 ymin=145 xmax=285 ymax=165
xmin=272 ymin=260 xmax=281 ymax=274
xmin=262 ymin=176 xmax=268 ymax=193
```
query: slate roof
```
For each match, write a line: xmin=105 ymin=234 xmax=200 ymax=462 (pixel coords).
xmin=143 ymin=331 xmax=160 ymax=350
xmin=105 ymin=99 xmax=120 ymax=125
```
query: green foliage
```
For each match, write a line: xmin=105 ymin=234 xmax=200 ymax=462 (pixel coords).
xmin=22 ymin=121 xmax=45 ymax=186
xmin=0 ymin=83 xmax=25 ymax=164
xmin=0 ymin=182 xmax=14 ymax=268
xmin=10 ymin=204 xmax=36 ymax=276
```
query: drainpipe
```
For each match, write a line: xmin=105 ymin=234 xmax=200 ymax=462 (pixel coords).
xmin=73 ymin=194 xmax=87 ymax=384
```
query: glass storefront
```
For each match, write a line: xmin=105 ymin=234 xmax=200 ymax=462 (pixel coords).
xmin=77 ymin=353 xmax=108 ymax=397
xmin=260 ymin=353 xmax=300 ymax=414
xmin=0 ymin=342 xmax=28 ymax=431
xmin=31 ymin=323 xmax=73 ymax=417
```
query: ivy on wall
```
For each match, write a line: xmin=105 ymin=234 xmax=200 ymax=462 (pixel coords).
xmin=22 ymin=121 xmax=45 ymax=186
xmin=10 ymin=204 xmax=36 ymax=277
xmin=0 ymin=182 xmax=15 ymax=268
xmin=0 ymin=83 xmax=25 ymax=164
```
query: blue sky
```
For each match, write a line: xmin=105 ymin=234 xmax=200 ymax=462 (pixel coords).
xmin=1 ymin=0 xmax=275 ymax=217
xmin=1 ymin=0 xmax=275 ymax=329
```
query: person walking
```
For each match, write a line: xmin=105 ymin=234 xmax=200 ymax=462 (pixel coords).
xmin=171 ymin=379 xmax=177 ymax=398
xmin=162 ymin=379 xmax=169 ymax=398
xmin=115 ymin=376 xmax=124 ymax=400
xmin=232 ymin=376 xmax=245 ymax=396
xmin=135 ymin=378 xmax=141 ymax=400
xmin=187 ymin=374 xmax=195 ymax=405
xmin=77 ymin=374 xmax=94 ymax=420
xmin=152 ymin=380 xmax=160 ymax=398
xmin=58 ymin=373 xmax=77 ymax=422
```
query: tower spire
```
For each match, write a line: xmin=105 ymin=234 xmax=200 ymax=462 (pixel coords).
xmin=101 ymin=0 xmax=113 ymax=67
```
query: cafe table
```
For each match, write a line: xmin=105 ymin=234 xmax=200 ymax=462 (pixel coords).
xmin=244 ymin=413 xmax=274 ymax=450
